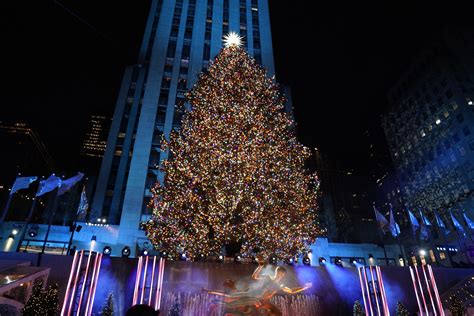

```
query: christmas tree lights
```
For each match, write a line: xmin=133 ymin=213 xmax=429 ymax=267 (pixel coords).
xmin=145 ymin=43 xmax=320 ymax=261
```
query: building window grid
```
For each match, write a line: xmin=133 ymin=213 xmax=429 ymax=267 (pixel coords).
xmin=223 ymin=0 xmax=229 ymax=34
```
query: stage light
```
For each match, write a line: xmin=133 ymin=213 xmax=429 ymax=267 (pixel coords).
xmin=160 ymin=251 xmax=168 ymax=258
xmin=419 ymin=249 xmax=426 ymax=256
xmin=143 ymin=249 xmax=149 ymax=256
xmin=251 ymin=256 xmax=258 ymax=264
xmin=335 ymin=257 xmax=343 ymax=266
xmin=399 ymin=255 xmax=404 ymax=267
xmin=350 ymin=257 xmax=357 ymax=265
xmin=286 ymin=258 xmax=294 ymax=265
xmin=234 ymin=254 xmax=242 ymax=263
xmin=318 ymin=257 xmax=326 ymax=266
xmin=122 ymin=246 xmax=131 ymax=257
xmin=28 ymin=226 xmax=39 ymax=238
xmin=368 ymin=254 xmax=374 ymax=262
xmin=303 ymin=255 xmax=311 ymax=266
xmin=198 ymin=253 xmax=206 ymax=261
xmin=90 ymin=235 xmax=97 ymax=251
xmin=103 ymin=246 xmax=112 ymax=255
xmin=180 ymin=253 xmax=187 ymax=261
xmin=217 ymin=254 xmax=224 ymax=262
xmin=11 ymin=229 xmax=18 ymax=235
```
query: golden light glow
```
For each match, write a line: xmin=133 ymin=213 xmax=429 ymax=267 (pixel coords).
xmin=145 ymin=45 xmax=320 ymax=261
xmin=223 ymin=32 xmax=243 ymax=47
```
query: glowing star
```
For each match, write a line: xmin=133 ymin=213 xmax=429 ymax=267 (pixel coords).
xmin=223 ymin=32 xmax=243 ymax=47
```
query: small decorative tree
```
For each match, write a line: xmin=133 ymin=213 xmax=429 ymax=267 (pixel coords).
xmin=43 ymin=283 xmax=59 ymax=316
xmin=168 ymin=296 xmax=181 ymax=316
xmin=396 ymin=301 xmax=409 ymax=316
xmin=22 ymin=278 xmax=45 ymax=316
xmin=353 ymin=300 xmax=365 ymax=316
xmin=100 ymin=292 xmax=115 ymax=316
xmin=448 ymin=295 xmax=465 ymax=316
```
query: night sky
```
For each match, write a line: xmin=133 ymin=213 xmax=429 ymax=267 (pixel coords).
xmin=2 ymin=1 xmax=474 ymax=176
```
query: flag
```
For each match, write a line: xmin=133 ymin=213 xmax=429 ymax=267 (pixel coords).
xmin=57 ymin=172 xmax=84 ymax=196
xmin=462 ymin=211 xmax=474 ymax=230
xmin=36 ymin=175 xmax=62 ymax=197
xmin=373 ymin=204 xmax=389 ymax=233
xmin=407 ymin=209 xmax=420 ymax=233
xmin=434 ymin=211 xmax=450 ymax=235
xmin=419 ymin=210 xmax=432 ymax=226
xmin=388 ymin=206 xmax=401 ymax=237
xmin=10 ymin=176 xmax=38 ymax=195
xmin=450 ymin=211 xmax=465 ymax=234
xmin=76 ymin=186 xmax=88 ymax=221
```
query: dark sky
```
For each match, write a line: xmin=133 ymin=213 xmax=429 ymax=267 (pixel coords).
xmin=2 ymin=1 xmax=474 ymax=175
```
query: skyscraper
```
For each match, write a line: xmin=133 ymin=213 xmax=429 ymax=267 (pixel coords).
xmin=92 ymin=0 xmax=275 ymax=255
xmin=382 ymin=29 xmax=474 ymax=246
xmin=80 ymin=115 xmax=109 ymax=159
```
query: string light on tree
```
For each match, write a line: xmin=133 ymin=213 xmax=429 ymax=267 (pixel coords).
xmin=145 ymin=41 xmax=320 ymax=261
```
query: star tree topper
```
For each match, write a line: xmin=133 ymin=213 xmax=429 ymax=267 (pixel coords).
xmin=223 ymin=32 xmax=244 ymax=48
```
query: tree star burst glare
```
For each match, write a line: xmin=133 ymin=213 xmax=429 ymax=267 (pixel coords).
xmin=223 ymin=32 xmax=243 ymax=47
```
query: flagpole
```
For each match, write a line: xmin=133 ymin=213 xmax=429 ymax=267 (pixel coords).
xmin=16 ymin=197 xmax=38 ymax=252
xmin=373 ymin=202 xmax=389 ymax=265
xmin=0 ymin=194 xmax=13 ymax=224
xmin=40 ymin=190 xmax=60 ymax=255
xmin=456 ymin=230 xmax=471 ymax=265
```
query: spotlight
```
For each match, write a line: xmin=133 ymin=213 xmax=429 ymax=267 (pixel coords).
xmin=217 ymin=254 xmax=224 ymax=263
xmin=234 ymin=254 xmax=242 ymax=263
xmin=11 ymin=229 xmax=18 ymax=236
xmin=303 ymin=255 xmax=311 ymax=266
xmin=28 ymin=226 xmax=39 ymax=238
xmin=198 ymin=253 xmax=206 ymax=261
xmin=368 ymin=254 xmax=374 ymax=261
xmin=318 ymin=257 xmax=326 ymax=266
xmin=335 ymin=257 xmax=343 ymax=266
xmin=286 ymin=258 xmax=294 ymax=265
xmin=251 ymin=256 xmax=258 ymax=264
xmin=122 ymin=246 xmax=131 ymax=257
xmin=419 ymin=249 xmax=426 ymax=256
xmin=103 ymin=246 xmax=112 ymax=255
xmin=350 ymin=257 xmax=357 ymax=265
xmin=143 ymin=249 xmax=149 ymax=256
xmin=180 ymin=253 xmax=187 ymax=261
xmin=160 ymin=251 xmax=168 ymax=258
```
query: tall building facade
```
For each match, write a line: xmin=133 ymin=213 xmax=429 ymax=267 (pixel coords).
xmin=382 ymin=29 xmax=474 ymax=249
xmin=92 ymin=0 xmax=275 ymax=255
xmin=80 ymin=115 xmax=109 ymax=159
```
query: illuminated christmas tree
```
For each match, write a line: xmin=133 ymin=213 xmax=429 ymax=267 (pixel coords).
xmin=146 ymin=33 xmax=320 ymax=260
xmin=353 ymin=300 xmax=365 ymax=316
xmin=43 ymin=283 xmax=59 ymax=316
xmin=22 ymin=278 xmax=45 ymax=316
xmin=100 ymin=293 xmax=115 ymax=316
